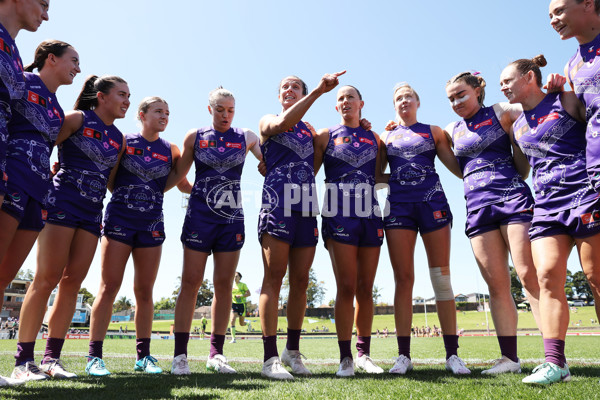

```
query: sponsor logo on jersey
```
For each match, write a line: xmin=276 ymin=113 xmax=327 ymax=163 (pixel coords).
xmin=127 ymin=147 xmax=144 ymax=156
xmin=109 ymin=138 xmax=120 ymax=150
xmin=199 ymin=140 xmax=217 ymax=148
xmin=537 ymin=112 xmax=560 ymax=125
xmin=433 ymin=210 xmax=448 ymax=220
xmin=359 ymin=137 xmax=374 ymax=145
xmin=27 ymin=91 xmax=47 ymax=108
xmin=152 ymin=152 xmax=168 ymax=162
xmin=581 ymin=211 xmax=600 ymax=225
xmin=83 ymin=127 xmax=102 ymax=140
xmin=412 ymin=132 xmax=429 ymax=139
xmin=474 ymin=119 xmax=493 ymax=130
xmin=226 ymin=142 xmax=242 ymax=149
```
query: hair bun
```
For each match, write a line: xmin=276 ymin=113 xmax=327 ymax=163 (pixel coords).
xmin=532 ymin=54 xmax=548 ymax=68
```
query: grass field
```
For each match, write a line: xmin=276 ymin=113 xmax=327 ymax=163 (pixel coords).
xmin=106 ymin=306 xmax=600 ymax=334
xmin=0 ymin=335 xmax=598 ymax=399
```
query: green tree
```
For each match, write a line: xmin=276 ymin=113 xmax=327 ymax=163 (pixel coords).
xmin=196 ymin=279 xmax=214 ymax=307
xmin=154 ymin=297 xmax=176 ymax=311
xmin=15 ymin=268 xmax=34 ymax=280
xmin=78 ymin=287 xmax=95 ymax=305
xmin=172 ymin=276 xmax=214 ymax=308
xmin=372 ymin=285 xmax=382 ymax=305
xmin=564 ymin=269 xmax=575 ymax=300
xmin=572 ymin=270 xmax=592 ymax=301
xmin=306 ymin=269 xmax=326 ymax=307
xmin=328 ymin=298 xmax=336 ymax=307
xmin=509 ymin=266 xmax=523 ymax=304
xmin=113 ymin=296 xmax=132 ymax=313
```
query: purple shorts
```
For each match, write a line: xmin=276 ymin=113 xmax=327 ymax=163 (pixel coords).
xmin=258 ymin=208 xmax=318 ymax=248
xmin=181 ymin=219 xmax=244 ymax=254
xmin=530 ymin=199 xmax=600 ymax=240
xmin=322 ymin=215 xmax=383 ymax=248
xmin=45 ymin=206 xmax=102 ymax=237
xmin=103 ymin=224 xmax=165 ymax=248
xmin=384 ymin=198 xmax=452 ymax=234
xmin=465 ymin=195 xmax=533 ymax=238
xmin=1 ymin=183 xmax=45 ymax=231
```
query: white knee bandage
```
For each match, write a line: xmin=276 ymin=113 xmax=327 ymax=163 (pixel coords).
xmin=429 ymin=266 xmax=454 ymax=301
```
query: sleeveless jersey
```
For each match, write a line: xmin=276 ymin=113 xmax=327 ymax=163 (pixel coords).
xmin=566 ymin=33 xmax=600 ymax=187
xmin=48 ymin=110 xmax=123 ymax=223
xmin=383 ymin=123 xmax=448 ymax=204
xmin=0 ymin=22 xmax=25 ymax=181
xmin=187 ymin=126 xmax=247 ymax=224
xmin=322 ymin=124 xmax=379 ymax=219
xmin=451 ymin=106 xmax=532 ymax=212
xmin=104 ymin=132 xmax=172 ymax=230
xmin=513 ymin=93 xmax=596 ymax=215
xmin=261 ymin=121 xmax=317 ymax=214
xmin=5 ymin=72 xmax=64 ymax=203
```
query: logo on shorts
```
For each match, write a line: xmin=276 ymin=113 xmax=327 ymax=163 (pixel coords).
xmin=277 ymin=221 xmax=286 ymax=229
xmin=41 ymin=210 xmax=47 ymax=220
xmin=55 ymin=211 xmax=66 ymax=220
xmin=191 ymin=232 xmax=198 ymax=238
xmin=335 ymin=225 xmax=344 ymax=233
xmin=377 ymin=229 xmax=384 ymax=237
xmin=236 ymin=233 xmax=243 ymax=242
xmin=152 ymin=231 xmax=164 ymax=238
xmin=314 ymin=228 xmax=319 ymax=237
xmin=113 ymin=225 xmax=121 ymax=232
xmin=388 ymin=216 xmax=396 ymax=223
xmin=8 ymin=192 xmax=20 ymax=202
xmin=433 ymin=210 xmax=448 ymax=220
xmin=581 ymin=211 xmax=600 ymax=225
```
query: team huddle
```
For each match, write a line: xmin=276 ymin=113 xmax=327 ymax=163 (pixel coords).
xmin=0 ymin=0 xmax=599 ymax=387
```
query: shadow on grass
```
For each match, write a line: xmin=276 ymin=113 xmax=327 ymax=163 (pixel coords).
xmin=1 ymin=372 xmax=270 ymax=400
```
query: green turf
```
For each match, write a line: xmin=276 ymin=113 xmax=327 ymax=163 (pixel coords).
xmin=0 ymin=336 xmax=598 ymax=399
xmin=104 ymin=306 xmax=599 ymax=334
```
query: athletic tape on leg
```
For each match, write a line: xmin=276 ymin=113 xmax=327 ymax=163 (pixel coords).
xmin=429 ymin=266 xmax=454 ymax=301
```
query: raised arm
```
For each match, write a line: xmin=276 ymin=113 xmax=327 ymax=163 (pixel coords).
xmin=243 ymin=128 xmax=262 ymax=161
xmin=433 ymin=125 xmax=462 ymax=179
xmin=493 ymin=102 xmax=523 ymax=133
xmin=259 ymin=71 xmax=346 ymax=140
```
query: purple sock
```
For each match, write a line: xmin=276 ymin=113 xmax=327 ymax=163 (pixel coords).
xmin=397 ymin=336 xmax=411 ymax=359
xmin=42 ymin=337 xmax=65 ymax=363
xmin=338 ymin=340 xmax=352 ymax=362
xmin=543 ymin=338 xmax=566 ymax=367
xmin=263 ymin=335 xmax=278 ymax=362
xmin=136 ymin=338 xmax=151 ymax=360
xmin=497 ymin=336 xmax=518 ymax=363
xmin=15 ymin=341 xmax=35 ymax=366
xmin=174 ymin=332 xmax=190 ymax=357
xmin=442 ymin=335 xmax=459 ymax=359
xmin=209 ymin=334 xmax=225 ymax=359
xmin=88 ymin=341 xmax=103 ymax=359
xmin=286 ymin=329 xmax=301 ymax=351
xmin=356 ymin=336 xmax=371 ymax=357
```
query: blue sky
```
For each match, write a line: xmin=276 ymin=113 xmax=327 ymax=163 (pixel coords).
xmin=15 ymin=1 xmax=584 ymax=306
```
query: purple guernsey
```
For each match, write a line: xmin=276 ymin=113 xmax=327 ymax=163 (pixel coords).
xmin=47 ymin=110 xmax=123 ymax=224
xmin=450 ymin=106 xmax=532 ymax=212
xmin=5 ymin=72 xmax=63 ymax=204
xmin=513 ymin=92 xmax=596 ymax=214
xmin=567 ymin=33 xmax=600 ymax=188
xmin=104 ymin=132 xmax=172 ymax=231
